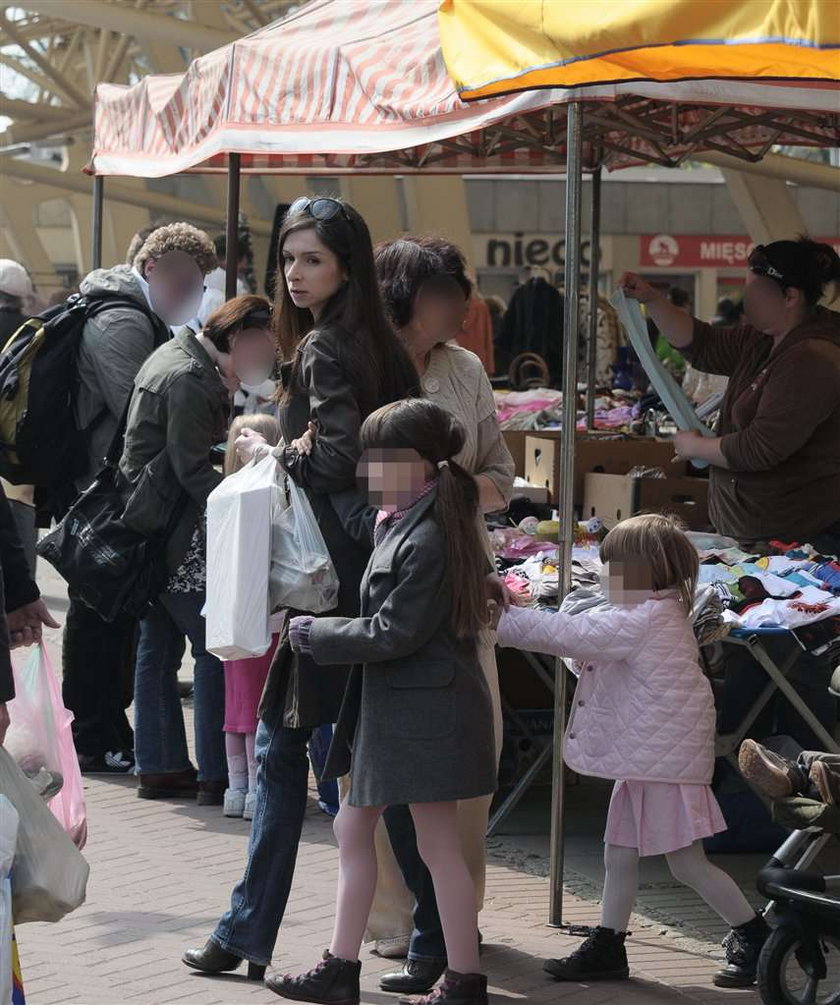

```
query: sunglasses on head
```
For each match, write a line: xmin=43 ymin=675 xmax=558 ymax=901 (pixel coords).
xmin=748 ymin=245 xmax=788 ymax=285
xmin=288 ymin=197 xmax=349 ymax=223
xmin=242 ymin=309 xmax=272 ymax=328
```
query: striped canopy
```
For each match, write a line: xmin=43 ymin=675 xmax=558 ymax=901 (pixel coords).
xmin=90 ymin=0 xmax=840 ymax=177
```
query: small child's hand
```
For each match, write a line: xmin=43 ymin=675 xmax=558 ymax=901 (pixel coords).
xmin=485 ymin=574 xmax=525 ymax=610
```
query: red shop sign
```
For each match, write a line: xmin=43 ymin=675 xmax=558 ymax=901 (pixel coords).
xmin=640 ymin=234 xmax=840 ymax=269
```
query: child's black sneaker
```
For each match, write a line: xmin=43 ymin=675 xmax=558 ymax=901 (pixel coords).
xmin=714 ymin=913 xmax=770 ymax=987
xmin=544 ymin=926 xmax=630 ymax=981
xmin=398 ymin=969 xmax=488 ymax=1005
xmin=265 ymin=950 xmax=361 ymax=1005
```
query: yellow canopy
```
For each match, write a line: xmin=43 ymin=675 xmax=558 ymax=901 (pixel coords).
xmin=439 ymin=0 xmax=840 ymax=99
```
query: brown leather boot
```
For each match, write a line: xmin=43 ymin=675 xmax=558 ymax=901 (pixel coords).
xmin=737 ymin=739 xmax=808 ymax=799
xmin=197 ymin=779 xmax=228 ymax=806
xmin=137 ymin=768 xmax=198 ymax=800
xmin=810 ymin=760 xmax=840 ymax=806
xmin=398 ymin=969 xmax=488 ymax=1005
xmin=265 ymin=950 xmax=361 ymax=1004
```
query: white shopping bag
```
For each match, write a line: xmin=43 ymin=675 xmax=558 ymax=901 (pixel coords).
xmin=0 ymin=796 xmax=18 ymax=1004
xmin=0 ymin=749 xmax=89 ymax=924
xmin=205 ymin=452 xmax=275 ymax=660
xmin=270 ymin=478 xmax=339 ymax=615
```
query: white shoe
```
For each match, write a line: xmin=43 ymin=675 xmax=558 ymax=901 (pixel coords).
xmin=223 ymin=788 xmax=247 ymax=817
xmin=243 ymin=791 xmax=257 ymax=821
xmin=374 ymin=935 xmax=411 ymax=959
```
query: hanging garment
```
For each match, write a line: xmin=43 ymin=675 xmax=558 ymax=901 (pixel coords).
xmin=456 ymin=296 xmax=495 ymax=374
xmin=496 ymin=278 xmax=564 ymax=384
xmin=577 ymin=293 xmax=621 ymax=388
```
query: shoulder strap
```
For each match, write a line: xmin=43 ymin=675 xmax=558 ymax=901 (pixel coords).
xmin=83 ymin=294 xmax=154 ymax=325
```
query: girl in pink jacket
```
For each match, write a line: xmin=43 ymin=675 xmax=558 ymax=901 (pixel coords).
xmin=493 ymin=514 xmax=768 ymax=988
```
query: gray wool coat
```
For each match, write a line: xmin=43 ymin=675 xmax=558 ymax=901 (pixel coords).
xmin=308 ymin=487 xmax=497 ymax=808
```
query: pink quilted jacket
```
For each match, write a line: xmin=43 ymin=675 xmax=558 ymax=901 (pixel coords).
xmin=496 ymin=596 xmax=715 ymax=784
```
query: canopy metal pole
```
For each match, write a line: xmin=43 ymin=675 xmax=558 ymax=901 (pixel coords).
xmin=225 ymin=152 xmax=241 ymax=300
xmin=549 ymin=101 xmax=583 ymax=927
xmin=91 ymin=174 xmax=104 ymax=270
xmin=585 ymin=166 xmax=602 ymax=430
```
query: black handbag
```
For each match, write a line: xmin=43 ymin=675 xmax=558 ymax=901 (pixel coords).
xmin=36 ymin=414 xmax=169 ymax=623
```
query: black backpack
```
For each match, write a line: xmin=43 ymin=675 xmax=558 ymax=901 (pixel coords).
xmin=0 ymin=293 xmax=155 ymax=489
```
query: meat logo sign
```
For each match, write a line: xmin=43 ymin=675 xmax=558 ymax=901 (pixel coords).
xmin=647 ymin=234 xmax=680 ymax=267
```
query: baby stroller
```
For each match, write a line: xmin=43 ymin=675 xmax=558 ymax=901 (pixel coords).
xmin=757 ymin=806 xmax=840 ymax=1005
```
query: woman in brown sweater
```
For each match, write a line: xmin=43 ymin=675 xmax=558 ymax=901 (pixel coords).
xmin=622 ymin=237 xmax=840 ymax=754
xmin=622 ymin=237 xmax=840 ymax=550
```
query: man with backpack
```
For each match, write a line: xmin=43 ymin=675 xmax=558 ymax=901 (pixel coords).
xmin=0 ymin=260 xmax=33 ymax=343
xmin=63 ymin=222 xmax=216 ymax=773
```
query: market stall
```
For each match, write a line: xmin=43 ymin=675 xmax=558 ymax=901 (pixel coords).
xmin=88 ymin=0 xmax=840 ymax=923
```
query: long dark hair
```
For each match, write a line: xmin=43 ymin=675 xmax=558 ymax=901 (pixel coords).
xmin=272 ymin=198 xmax=417 ymax=414
xmin=361 ymin=398 xmax=487 ymax=639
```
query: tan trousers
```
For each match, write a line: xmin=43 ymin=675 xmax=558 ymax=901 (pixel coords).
xmin=364 ymin=629 xmax=503 ymax=942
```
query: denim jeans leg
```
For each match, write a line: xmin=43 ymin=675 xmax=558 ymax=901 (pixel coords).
xmin=309 ymin=724 xmax=339 ymax=811
xmin=382 ymin=804 xmax=447 ymax=963
xmin=160 ymin=592 xmax=226 ymax=783
xmin=212 ymin=718 xmax=311 ymax=965
xmin=133 ymin=599 xmax=192 ymax=775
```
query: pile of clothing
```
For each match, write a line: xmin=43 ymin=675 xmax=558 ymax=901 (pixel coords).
xmin=488 ymin=525 xmax=840 ymax=650
xmin=493 ymin=387 xmax=642 ymax=433
xmin=690 ymin=535 xmax=840 ymax=634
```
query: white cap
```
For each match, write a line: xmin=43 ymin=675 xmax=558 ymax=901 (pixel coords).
xmin=0 ymin=260 xmax=33 ymax=299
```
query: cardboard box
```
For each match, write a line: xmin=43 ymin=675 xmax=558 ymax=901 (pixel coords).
xmin=515 ymin=433 xmax=685 ymax=508
xmin=583 ymin=472 xmax=711 ymax=531
xmin=510 ymin=479 xmax=550 ymax=504
xmin=524 ymin=436 xmax=561 ymax=502
xmin=502 ymin=428 xmax=563 ymax=479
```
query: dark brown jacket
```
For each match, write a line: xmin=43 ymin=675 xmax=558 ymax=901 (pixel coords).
xmin=259 ymin=326 xmax=417 ymax=730
xmin=683 ymin=307 xmax=840 ymax=544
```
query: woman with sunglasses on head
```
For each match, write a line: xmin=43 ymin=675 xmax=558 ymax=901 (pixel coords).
xmin=183 ymin=197 xmax=417 ymax=982
xmin=621 ymin=237 xmax=840 ymax=770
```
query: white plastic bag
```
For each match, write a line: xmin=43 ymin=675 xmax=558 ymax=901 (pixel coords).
xmin=0 ymin=748 xmax=89 ymax=924
xmin=6 ymin=645 xmax=87 ymax=848
xmin=205 ymin=452 xmax=275 ymax=660
xmin=0 ymin=796 xmax=18 ymax=1003
xmin=270 ymin=477 xmax=339 ymax=615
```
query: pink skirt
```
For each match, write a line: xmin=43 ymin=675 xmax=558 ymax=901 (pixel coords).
xmin=605 ymin=780 xmax=726 ymax=857
xmin=223 ymin=634 xmax=279 ymax=734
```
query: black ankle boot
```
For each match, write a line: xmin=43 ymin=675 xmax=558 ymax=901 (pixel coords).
xmin=265 ymin=950 xmax=361 ymax=1005
xmin=544 ymin=926 xmax=630 ymax=981
xmin=398 ymin=969 xmax=488 ymax=1005
xmin=714 ymin=914 xmax=770 ymax=987
xmin=182 ymin=938 xmax=266 ymax=980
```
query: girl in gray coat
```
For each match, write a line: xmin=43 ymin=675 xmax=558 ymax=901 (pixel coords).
xmin=268 ymin=399 xmax=496 ymax=1005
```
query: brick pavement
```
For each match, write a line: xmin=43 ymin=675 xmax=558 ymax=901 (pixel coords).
xmin=16 ymin=763 xmax=763 ymax=1005
xmin=16 ymin=570 xmax=765 ymax=1004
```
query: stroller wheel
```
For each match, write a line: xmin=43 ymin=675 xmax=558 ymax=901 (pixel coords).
xmin=759 ymin=926 xmax=840 ymax=1004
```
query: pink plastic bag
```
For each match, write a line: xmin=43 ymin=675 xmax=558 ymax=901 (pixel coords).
xmin=5 ymin=646 xmax=87 ymax=849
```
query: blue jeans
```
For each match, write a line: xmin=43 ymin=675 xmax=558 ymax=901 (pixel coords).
xmin=212 ymin=719 xmax=311 ymax=965
xmin=309 ymin=724 xmax=339 ymax=812
xmin=133 ymin=592 xmax=226 ymax=781
xmin=383 ymin=804 xmax=447 ymax=963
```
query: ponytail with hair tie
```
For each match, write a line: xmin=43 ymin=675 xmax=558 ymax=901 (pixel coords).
xmin=359 ymin=398 xmax=488 ymax=639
